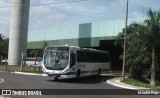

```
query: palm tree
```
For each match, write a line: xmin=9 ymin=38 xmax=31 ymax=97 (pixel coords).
xmin=145 ymin=8 xmax=160 ymax=86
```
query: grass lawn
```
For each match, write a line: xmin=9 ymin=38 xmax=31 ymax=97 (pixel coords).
xmin=20 ymin=70 xmax=43 ymax=74
xmin=121 ymin=78 xmax=160 ymax=90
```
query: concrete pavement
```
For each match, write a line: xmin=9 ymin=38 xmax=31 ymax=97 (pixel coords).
xmin=0 ymin=70 xmax=152 ymax=90
xmin=1 ymin=71 xmax=160 ymax=98
xmin=13 ymin=71 xmax=150 ymax=89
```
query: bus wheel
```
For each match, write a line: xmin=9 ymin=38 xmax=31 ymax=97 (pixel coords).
xmin=98 ymin=68 xmax=101 ymax=76
xmin=76 ymin=69 xmax=81 ymax=78
xmin=54 ymin=77 xmax=58 ymax=81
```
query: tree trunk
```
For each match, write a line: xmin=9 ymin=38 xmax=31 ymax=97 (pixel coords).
xmin=150 ymin=47 xmax=156 ymax=86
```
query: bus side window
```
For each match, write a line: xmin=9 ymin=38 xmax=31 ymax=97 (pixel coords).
xmin=70 ymin=53 xmax=76 ymax=67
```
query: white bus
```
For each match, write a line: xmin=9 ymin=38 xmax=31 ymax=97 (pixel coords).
xmin=42 ymin=45 xmax=111 ymax=80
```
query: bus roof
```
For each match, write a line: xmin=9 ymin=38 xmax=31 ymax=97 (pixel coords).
xmin=81 ymin=48 xmax=109 ymax=54
xmin=45 ymin=45 xmax=109 ymax=54
xmin=45 ymin=45 xmax=79 ymax=48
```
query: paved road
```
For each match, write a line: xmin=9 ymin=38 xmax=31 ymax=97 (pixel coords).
xmin=0 ymin=72 xmax=159 ymax=98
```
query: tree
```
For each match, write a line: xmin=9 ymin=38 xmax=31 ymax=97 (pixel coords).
xmin=0 ymin=34 xmax=9 ymax=58
xmin=115 ymin=23 xmax=151 ymax=79
xmin=144 ymin=8 xmax=160 ymax=85
xmin=115 ymin=9 xmax=160 ymax=86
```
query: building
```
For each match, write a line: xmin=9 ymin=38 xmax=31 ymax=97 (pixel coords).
xmin=27 ymin=17 xmax=146 ymax=69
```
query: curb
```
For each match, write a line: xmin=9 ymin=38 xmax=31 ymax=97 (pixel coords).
xmin=106 ymin=78 xmax=149 ymax=90
xmin=14 ymin=71 xmax=43 ymax=76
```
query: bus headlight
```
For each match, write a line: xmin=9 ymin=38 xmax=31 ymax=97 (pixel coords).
xmin=64 ymin=69 xmax=69 ymax=74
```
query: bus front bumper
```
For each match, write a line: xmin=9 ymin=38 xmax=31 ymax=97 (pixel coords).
xmin=43 ymin=72 xmax=76 ymax=79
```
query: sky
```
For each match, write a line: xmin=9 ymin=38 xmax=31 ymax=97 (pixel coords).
xmin=0 ymin=0 xmax=160 ymax=37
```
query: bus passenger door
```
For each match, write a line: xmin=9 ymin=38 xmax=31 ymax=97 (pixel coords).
xmin=70 ymin=53 xmax=76 ymax=68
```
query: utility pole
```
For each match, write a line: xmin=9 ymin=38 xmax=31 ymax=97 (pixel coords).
xmin=122 ymin=0 xmax=129 ymax=80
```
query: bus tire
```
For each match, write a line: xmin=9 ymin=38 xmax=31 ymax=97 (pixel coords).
xmin=98 ymin=68 xmax=101 ymax=76
xmin=76 ymin=69 xmax=81 ymax=78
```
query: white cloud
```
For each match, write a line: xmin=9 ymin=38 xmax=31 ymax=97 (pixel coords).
xmin=97 ymin=6 xmax=108 ymax=10
xmin=0 ymin=0 xmax=11 ymax=37
xmin=110 ymin=0 xmax=126 ymax=10
xmin=130 ymin=11 xmax=144 ymax=18
xmin=0 ymin=0 xmax=159 ymax=37
xmin=29 ymin=5 xmax=67 ymax=29
xmin=129 ymin=0 xmax=160 ymax=10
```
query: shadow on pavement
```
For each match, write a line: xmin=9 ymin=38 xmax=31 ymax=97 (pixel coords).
xmin=47 ymin=74 xmax=122 ymax=84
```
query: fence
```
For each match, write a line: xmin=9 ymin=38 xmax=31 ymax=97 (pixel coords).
xmin=0 ymin=53 xmax=43 ymax=72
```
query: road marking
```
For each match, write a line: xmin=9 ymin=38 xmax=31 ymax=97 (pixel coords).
xmin=14 ymin=71 xmax=43 ymax=76
xmin=0 ymin=78 xmax=4 ymax=83
xmin=0 ymin=95 xmax=10 ymax=98
xmin=0 ymin=95 xmax=4 ymax=98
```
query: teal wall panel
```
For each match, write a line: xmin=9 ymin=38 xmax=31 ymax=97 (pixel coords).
xmin=27 ymin=17 xmax=146 ymax=49
xmin=27 ymin=36 xmax=115 ymax=49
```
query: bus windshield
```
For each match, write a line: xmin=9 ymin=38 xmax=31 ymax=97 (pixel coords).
xmin=43 ymin=48 xmax=69 ymax=70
